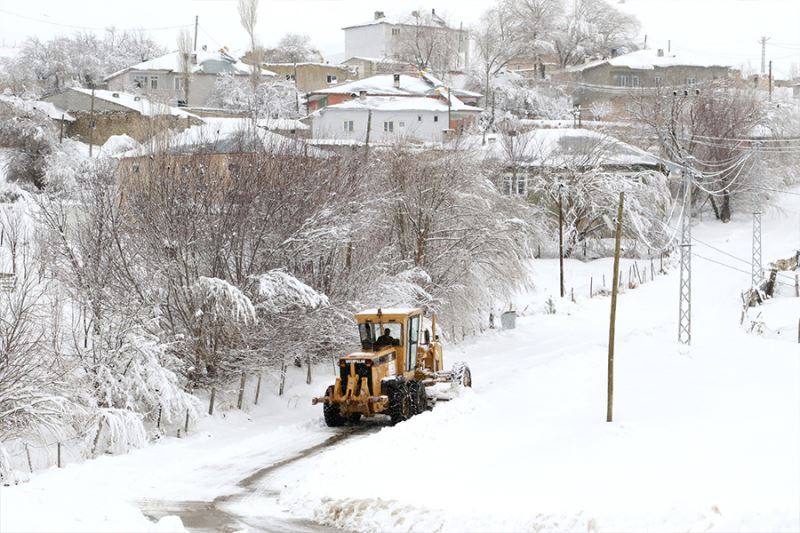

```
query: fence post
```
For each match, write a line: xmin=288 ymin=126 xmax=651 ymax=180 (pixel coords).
xmin=650 ymin=257 xmax=655 ymax=280
xmin=24 ymin=443 xmax=33 ymax=474
xmin=208 ymin=388 xmax=216 ymax=416
xmin=156 ymin=405 xmax=162 ymax=430
xmin=795 ymin=274 xmax=799 ymax=297
xmin=279 ymin=361 xmax=287 ymax=396
xmin=184 ymin=409 xmax=190 ymax=435
xmin=177 ymin=429 xmax=182 ymax=439
xmin=590 ymin=277 xmax=593 ymax=298
xmin=254 ymin=374 xmax=262 ymax=405
xmin=797 ymin=318 xmax=799 ymax=344
xmin=237 ymin=373 xmax=246 ymax=410
xmin=57 ymin=442 xmax=62 ymax=468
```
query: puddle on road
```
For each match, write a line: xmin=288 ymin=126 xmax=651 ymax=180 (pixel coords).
xmin=140 ymin=425 xmax=378 ymax=532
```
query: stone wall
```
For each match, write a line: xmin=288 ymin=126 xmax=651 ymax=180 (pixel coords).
xmin=66 ymin=111 xmax=199 ymax=144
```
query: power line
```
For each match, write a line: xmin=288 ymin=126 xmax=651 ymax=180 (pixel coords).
xmin=0 ymin=7 xmax=193 ymax=32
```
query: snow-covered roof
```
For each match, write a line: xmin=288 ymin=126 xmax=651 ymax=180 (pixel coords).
xmin=68 ymin=88 xmax=196 ymax=118
xmin=342 ymin=10 xmax=457 ymax=31
xmin=0 ymin=95 xmax=75 ymax=121
xmin=355 ymin=307 xmax=423 ymax=316
xmin=570 ymin=48 xmax=734 ymax=72
xmin=260 ymin=117 xmax=309 ymax=131
xmin=161 ymin=117 xmax=328 ymax=157
xmin=475 ymin=128 xmax=661 ymax=168
xmin=104 ymin=49 xmax=275 ymax=81
xmin=310 ymin=73 xmax=481 ymax=100
xmin=0 ymin=47 xmax=19 ymax=60
xmin=319 ymin=95 xmax=480 ymax=114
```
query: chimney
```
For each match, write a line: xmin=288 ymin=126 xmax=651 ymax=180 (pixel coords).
xmin=374 ymin=11 xmax=385 ymax=20
xmin=657 ymin=49 xmax=664 ymax=57
xmin=393 ymin=73 xmax=400 ymax=88
xmin=359 ymin=90 xmax=367 ymax=101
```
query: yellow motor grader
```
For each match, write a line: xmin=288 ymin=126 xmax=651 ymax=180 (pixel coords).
xmin=312 ymin=308 xmax=472 ymax=426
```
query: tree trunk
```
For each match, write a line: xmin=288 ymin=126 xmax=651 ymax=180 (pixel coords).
xmin=720 ymin=191 xmax=732 ymax=223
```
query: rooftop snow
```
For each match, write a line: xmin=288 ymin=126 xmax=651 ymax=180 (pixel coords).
xmin=69 ymin=88 xmax=195 ymax=118
xmin=104 ymin=50 xmax=275 ymax=80
xmin=475 ymin=128 xmax=661 ymax=168
xmin=571 ymin=48 xmax=734 ymax=72
xmin=310 ymin=73 xmax=481 ymax=100
xmin=321 ymin=95 xmax=480 ymax=113
xmin=0 ymin=95 xmax=75 ymax=121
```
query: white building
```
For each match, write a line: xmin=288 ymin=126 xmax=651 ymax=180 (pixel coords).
xmin=311 ymin=95 xmax=480 ymax=144
xmin=104 ymin=49 xmax=273 ymax=108
xmin=342 ymin=10 xmax=470 ymax=71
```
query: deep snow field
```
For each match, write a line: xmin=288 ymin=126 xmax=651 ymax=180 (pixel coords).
xmin=1 ymin=189 xmax=799 ymax=532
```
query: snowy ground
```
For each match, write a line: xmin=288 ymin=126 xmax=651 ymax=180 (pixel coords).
xmin=2 ymin=191 xmax=799 ymax=532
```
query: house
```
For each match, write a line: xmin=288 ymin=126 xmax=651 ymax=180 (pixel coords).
xmin=343 ymin=10 xmax=470 ymax=71
xmin=569 ymin=48 xmax=736 ymax=89
xmin=475 ymin=128 xmax=664 ymax=195
xmin=262 ymin=63 xmax=355 ymax=93
xmin=310 ymin=93 xmax=481 ymax=144
xmin=306 ymin=72 xmax=481 ymax=112
xmin=341 ymin=56 xmax=416 ymax=79
xmin=41 ymin=88 xmax=200 ymax=144
xmin=104 ymin=48 xmax=274 ymax=108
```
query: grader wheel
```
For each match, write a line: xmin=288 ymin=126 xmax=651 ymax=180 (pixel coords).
xmin=409 ymin=381 xmax=428 ymax=415
xmin=323 ymin=385 xmax=346 ymax=427
xmin=385 ymin=381 xmax=412 ymax=425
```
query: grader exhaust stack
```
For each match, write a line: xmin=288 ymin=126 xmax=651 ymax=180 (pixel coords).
xmin=312 ymin=308 xmax=472 ymax=426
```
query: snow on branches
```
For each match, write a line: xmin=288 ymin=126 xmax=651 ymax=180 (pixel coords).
xmin=193 ymin=276 xmax=256 ymax=325
xmin=254 ymin=269 xmax=329 ymax=314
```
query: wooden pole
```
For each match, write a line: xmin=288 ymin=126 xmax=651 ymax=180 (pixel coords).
xmin=254 ymin=374 xmax=262 ymax=405
xmin=208 ymin=388 xmax=216 ymax=415
xmin=184 ymin=409 xmax=190 ymax=435
xmin=279 ymin=361 xmax=287 ymax=396
xmin=89 ymin=87 xmax=95 ymax=157
xmin=156 ymin=405 xmax=162 ymax=429
xmin=237 ymin=373 xmax=246 ymax=409
xmin=650 ymin=257 xmax=655 ymax=280
xmin=57 ymin=442 xmax=62 ymax=468
xmin=795 ymin=274 xmax=799 ymax=297
xmin=24 ymin=443 xmax=33 ymax=473
xmin=558 ymin=189 xmax=565 ymax=298
xmin=590 ymin=277 xmax=593 ymax=298
xmin=59 ymin=115 xmax=64 ymax=143
xmin=607 ymin=192 xmax=624 ymax=423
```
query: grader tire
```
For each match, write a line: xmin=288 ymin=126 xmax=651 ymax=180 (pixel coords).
xmin=452 ymin=362 xmax=473 ymax=388
xmin=348 ymin=413 xmax=362 ymax=424
xmin=409 ymin=381 xmax=428 ymax=415
xmin=323 ymin=386 xmax=346 ymax=427
xmin=385 ymin=381 xmax=412 ymax=425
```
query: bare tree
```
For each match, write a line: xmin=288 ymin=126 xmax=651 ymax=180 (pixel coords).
xmin=176 ymin=29 xmax=193 ymax=106
xmin=393 ymin=11 xmax=465 ymax=78
xmin=473 ymin=7 xmax=522 ymax=107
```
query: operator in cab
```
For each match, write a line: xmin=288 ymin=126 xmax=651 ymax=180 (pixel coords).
xmin=375 ymin=328 xmax=396 ymax=347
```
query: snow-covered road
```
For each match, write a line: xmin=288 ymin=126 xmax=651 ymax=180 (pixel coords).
xmin=2 ymin=191 xmax=799 ymax=532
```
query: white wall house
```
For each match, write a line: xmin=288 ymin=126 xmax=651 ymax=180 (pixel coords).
xmin=342 ymin=10 xmax=470 ymax=71
xmin=105 ymin=49 xmax=273 ymax=108
xmin=312 ymin=96 xmax=477 ymax=144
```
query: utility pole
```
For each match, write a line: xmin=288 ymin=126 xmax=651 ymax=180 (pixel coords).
xmin=193 ymin=16 xmax=199 ymax=51
xmin=678 ymin=170 xmax=692 ymax=345
xmin=558 ymin=187 xmax=565 ymax=298
xmin=607 ymin=192 xmax=624 ymax=423
xmin=752 ymin=211 xmax=763 ymax=289
xmin=89 ymin=86 xmax=96 ymax=157
xmin=760 ymin=36 xmax=770 ymax=75
xmin=768 ymin=60 xmax=773 ymax=101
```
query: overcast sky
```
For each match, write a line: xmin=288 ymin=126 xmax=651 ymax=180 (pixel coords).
xmin=0 ymin=0 xmax=798 ymax=76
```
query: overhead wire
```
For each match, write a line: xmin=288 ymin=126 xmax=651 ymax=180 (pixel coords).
xmin=0 ymin=7 xmax=193 ymax=32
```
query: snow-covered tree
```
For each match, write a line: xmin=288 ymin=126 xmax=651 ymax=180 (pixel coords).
xmin=264 ymin=33 xmax=322 ymax=64
xmin=208 ymin=74 xmax=301 ymax=119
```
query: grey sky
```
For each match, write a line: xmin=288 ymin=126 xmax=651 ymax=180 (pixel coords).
xmin=0 ymin=0 xmax=798 ymax=77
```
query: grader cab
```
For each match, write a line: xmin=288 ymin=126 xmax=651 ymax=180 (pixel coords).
xmin=312 ymin=308 xmax=472 ymax=426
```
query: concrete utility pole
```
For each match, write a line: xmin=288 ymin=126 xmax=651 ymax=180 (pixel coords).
xmin=678 ymin=170 xmax=692 ymax=345
xmin=558 ymin=187 xmax=565 ymax=298
xmin=193 ymin=16 xmax=199 ymax=51
xmin=607 ymin=192 xmax=624 ymax=423
xmin=760 ymin=36 xmax=770 ymax=75
xmin=768 ymin=60 xmax=773 ymax=101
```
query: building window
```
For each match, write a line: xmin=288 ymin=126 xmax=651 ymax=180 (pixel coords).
xmin=434 ymin=116 xmax=439 ymax=122
xmin=631 ymin=75 xmax=640 ymax=87
xmin=149 ymin=76 xmax=159 ymax=90
xmin=343 ymin=120 xmax=354 ymax=132
xmin=503 ymin=174 xmax=527 ymax=196
xmin=686 ymin=77 xmax=697 ymax=86
xmin=133 ymin=75 xmax=147 ymax=88
xmin=174 ymin=78 xmax=184 ymax=91
xmin=418 ymin=115 xmax=422 ymax=122
xmin=654 ymin=75 xmax=662 ymax=87
xmin=615 ymin=74 xmax=629 ymax=87
xmin=383 ymin=121 xmax=394 ymax=132
xmin=286 ymin=74 xmax=296 ymax=81
xmin=327 ymin=74 xmax=337 ymax=83
xmin=392 ymin=28 xmax=401 ymax=36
